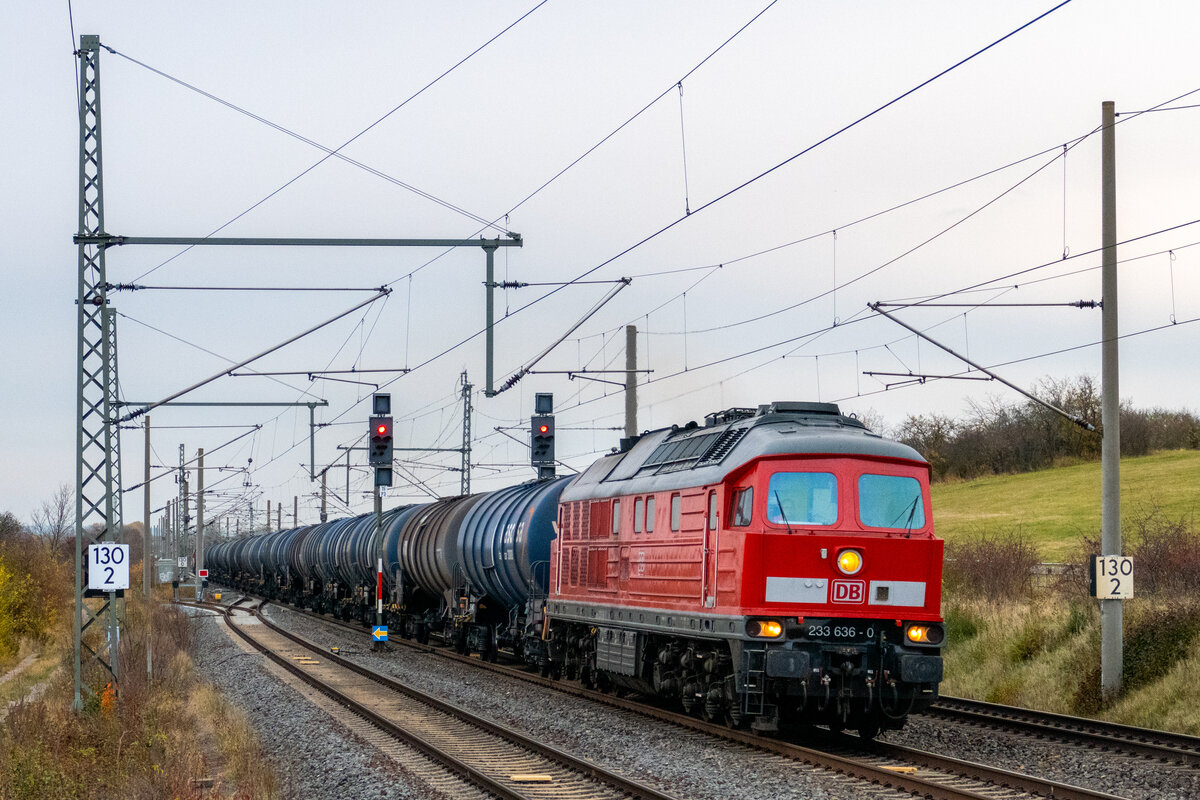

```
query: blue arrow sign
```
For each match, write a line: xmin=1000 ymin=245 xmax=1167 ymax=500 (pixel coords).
xmin=372 ymin=626 xmax=388 ymax=641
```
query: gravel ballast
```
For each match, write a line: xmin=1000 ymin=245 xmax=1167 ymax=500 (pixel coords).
xmin=190 ymin=609 xmax=438 ymax=800
xmin=198 ymin=601 xmax=1200 ymax=800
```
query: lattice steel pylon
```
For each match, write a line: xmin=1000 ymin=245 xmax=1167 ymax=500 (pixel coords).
xmin=73 ymin=35 xmax=123 ymax=711
xmin=460 ymin=371 xmax=472 ymax=496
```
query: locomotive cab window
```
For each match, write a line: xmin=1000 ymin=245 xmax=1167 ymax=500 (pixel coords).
xmin=670 ymin=494 xmax=681 ymax=531
xmin=731 ymin=487 xmax=753 ymax=526
xmin=612 ymin=499 xmax=621 ymax=535
xmin=645 ymin=497 xmax=655 ymax=533
xmin=858 ymin=474 xmax=925 ymax=530
xmin=766 ymin=472 xmax=837 ymax=527
xmin=634 ymin=497 xmax=644 ymax=533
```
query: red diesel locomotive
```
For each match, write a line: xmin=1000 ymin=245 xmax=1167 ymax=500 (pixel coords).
xmin=542 ymin=401 xmax=944 ymax=737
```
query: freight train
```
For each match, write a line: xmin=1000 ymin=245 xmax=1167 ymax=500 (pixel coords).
xmin=207 ymin=401 xmax=944 ymax=738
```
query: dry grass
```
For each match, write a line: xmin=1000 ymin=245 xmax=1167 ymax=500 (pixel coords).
xmin=942 ymin=555 xmax=1200 ymax=731
xmin=189 ymin=684 xmax=279 ymax=799
xmin=0 ymin=570 xmax=279 ymax=799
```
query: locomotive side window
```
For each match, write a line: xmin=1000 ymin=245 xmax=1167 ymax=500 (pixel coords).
xmin=634 ymin=498 xmax=644 ymax=533
xmin=858 ymin=474 xmax=926 ymax=530
xmin=670 ymin=494 xmax=681 ymax=531
xmin=708 ymin=493 xmax=718 ymax=530
xmin=612 ymin=500 xmax=621 ymax=535
xmin=646 ymin=497 xmax=655 ymax=532
xmin=731 ymin=487 xmax=753 ymax=526
xmin=766 ymin=472 xmax=837 ymax=526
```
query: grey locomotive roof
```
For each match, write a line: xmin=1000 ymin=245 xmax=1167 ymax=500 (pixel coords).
xmin=560 ymin=401 xmax=927 ymax=502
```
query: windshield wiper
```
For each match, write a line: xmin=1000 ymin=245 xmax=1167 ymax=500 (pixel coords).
xmin=888 ymin=496 xmax=921 ymax=538
xmin=774 ymin=490 xmax=794 ymax=535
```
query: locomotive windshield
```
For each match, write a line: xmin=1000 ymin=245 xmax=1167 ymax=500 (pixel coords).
xmin=766 ymin=472 xmax=837 ymax=526
xmin=858 ymin=474 xmax=926 ymax=530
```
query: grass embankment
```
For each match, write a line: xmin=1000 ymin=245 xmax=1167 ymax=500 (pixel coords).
xmin=0 ymin=577 xmax=279 ymax=799
xmin=932 ymin=449 xmax=1200 ymax=562
xmin=933 ymin=449 xmax=1200 ymax=733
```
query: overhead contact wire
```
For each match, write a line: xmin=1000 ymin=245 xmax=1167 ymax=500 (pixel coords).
xmin=122 ymin=0 xmax=549 ymax=282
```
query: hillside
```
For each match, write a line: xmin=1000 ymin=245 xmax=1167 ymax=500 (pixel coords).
xmin=930 ymin=449 xmax=1200 ymax=562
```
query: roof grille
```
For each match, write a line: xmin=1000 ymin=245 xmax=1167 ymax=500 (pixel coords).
xmin=696 ymin=426 xmax=748 ymax=466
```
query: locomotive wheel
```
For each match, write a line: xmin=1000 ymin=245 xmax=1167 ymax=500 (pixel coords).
xmin=858 ymin=718 xmax=880 ymax=740
xmin=702 ymin=688 xmax=725 ymax=723
xmin=725 ymin=696 xmax=748 ymax=730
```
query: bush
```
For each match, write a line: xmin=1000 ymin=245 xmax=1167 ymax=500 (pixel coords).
xmin=943 ymin=528 xmax=1041 ymax=601
xmin=1124 ymin=600 xmax=1200 ymax=693
xmin=1126 ymin=508 xmax=1200 ymax=596
xmin=890 ymin=374 xmax=1199 ymax=482
xmin=943 ymin=605 xmax=980 ymax=645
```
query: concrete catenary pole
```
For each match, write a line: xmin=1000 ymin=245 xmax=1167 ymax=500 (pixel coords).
xmin=1100 ymin=100 xmax=1122 ymax=699
xmin=143 ymin=416 xmax=151 ymax=597
xmin=625 ymin=325 xmax=638 ymax=439
xmin=144 ymin=416 xmax=153 ymax=683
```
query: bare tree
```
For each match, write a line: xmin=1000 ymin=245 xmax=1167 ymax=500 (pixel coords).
xmin=31 ymin=482 xmax=75 ymax=558
xmin=0 ymin=511 xmax=22 ymax=545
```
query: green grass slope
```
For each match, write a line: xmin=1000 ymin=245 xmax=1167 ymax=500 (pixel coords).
xmin=930 ymin=450 xmax=1200 ymax=561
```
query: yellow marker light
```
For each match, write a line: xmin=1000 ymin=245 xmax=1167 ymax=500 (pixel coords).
xmin=906 ymin=624 xmax=944 ymax=644
xmin=836 ymin=549 xmax=863 ymax=575
xmin=747 ymin=619 xmax=784 ymax=638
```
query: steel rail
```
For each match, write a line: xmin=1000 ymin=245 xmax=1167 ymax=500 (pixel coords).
xmin=212 ymin=598 xmax=680 ymax=800
xmin=934 ymin=695 xmax=1200 ymax=766
xmin=252 ymin=596 xmax=1115 ymax=800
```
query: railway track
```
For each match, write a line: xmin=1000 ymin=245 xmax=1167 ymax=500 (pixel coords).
xmin=932 ymin=695 xmax=1200 ymax=767
xmin=222 ymin=593 xmax=1129 ymax=800
xmin=205 ymin=596 xmax=683 ymax=800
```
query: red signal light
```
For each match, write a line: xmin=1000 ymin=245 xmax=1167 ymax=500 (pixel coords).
xmin=538 ymin=424 xmax=549 ymax=434
xmin=376 ymin=424 xmax=389 ymax=435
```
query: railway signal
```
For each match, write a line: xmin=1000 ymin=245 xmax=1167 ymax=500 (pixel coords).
xmin=370 ymin=394 xmax=393 ymax=487
xmin=530 ymin=415 xmax=555 ymax=464
xmin=369 ymin=416 xmax=393 ymax=465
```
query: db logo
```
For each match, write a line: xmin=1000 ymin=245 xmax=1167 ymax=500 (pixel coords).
xmin=831 ymin=580 xmax=865 ymax=604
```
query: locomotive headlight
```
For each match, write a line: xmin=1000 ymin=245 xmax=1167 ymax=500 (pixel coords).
xmin=746 ymin=619 xmax=784 ymax=638
xmin=836 ymin=549 xmax=863 ymax=575
xmin=905 ymin=624 xmax=945 ymax=645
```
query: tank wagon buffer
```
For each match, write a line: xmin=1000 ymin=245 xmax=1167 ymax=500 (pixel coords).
xmin=543 ymin=401 xmax=944 ymax=737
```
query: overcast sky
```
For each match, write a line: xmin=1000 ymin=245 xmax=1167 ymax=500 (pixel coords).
xmin=5 ymin=1 xmax=1198 ymax=529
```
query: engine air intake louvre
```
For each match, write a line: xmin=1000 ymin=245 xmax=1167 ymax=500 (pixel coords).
xmin=636 ymin=425 xmax=750 ymax=476
xmin=638 ymin=431 xmax=720 ymax=475
xmin=695 ymin=426 xmax=748 ymax=466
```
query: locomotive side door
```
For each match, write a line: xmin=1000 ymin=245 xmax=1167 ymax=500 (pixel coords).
xmin=702 ymin=490 xmax=718 ymax=608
